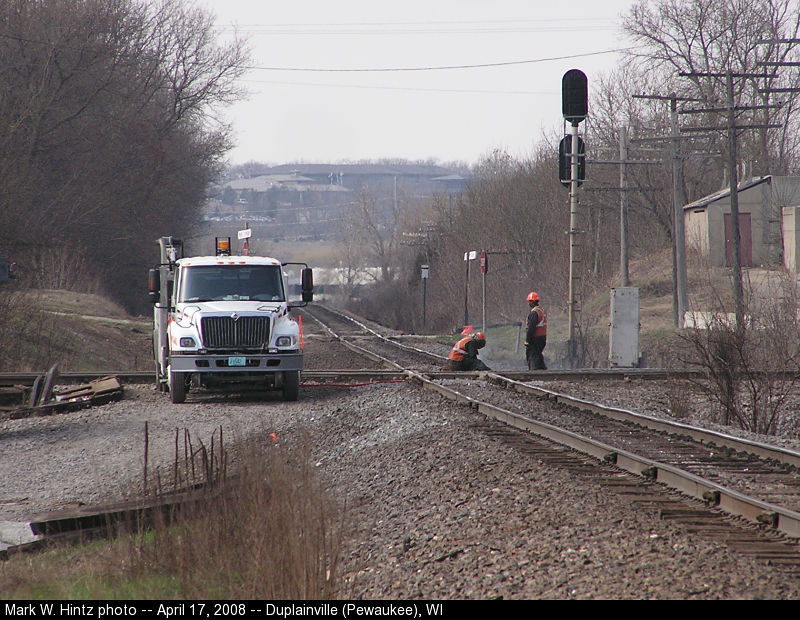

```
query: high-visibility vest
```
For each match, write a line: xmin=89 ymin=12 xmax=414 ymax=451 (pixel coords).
xmin=448 ymin=336 xmax=472 ymax=362
xmin=530 ymin=307 xmax=547 ymax=337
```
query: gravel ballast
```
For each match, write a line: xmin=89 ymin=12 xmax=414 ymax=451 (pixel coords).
xmin=1 ymin=335 xmax=800 ymax=598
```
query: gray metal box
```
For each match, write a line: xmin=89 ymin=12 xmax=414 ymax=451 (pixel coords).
xmin=609 ymin=287 xmax=639 ymax=367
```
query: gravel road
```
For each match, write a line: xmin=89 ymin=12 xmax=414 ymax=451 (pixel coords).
xmin=1 ymin=333 xmax=800 ymax=599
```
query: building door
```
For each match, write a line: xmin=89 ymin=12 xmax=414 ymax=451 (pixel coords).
xmin=724 ymin=212 xmax=753 ymax=268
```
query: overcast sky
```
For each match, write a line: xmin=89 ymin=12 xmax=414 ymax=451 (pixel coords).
xmin=200 ymin=0 xmax=636 ymax=167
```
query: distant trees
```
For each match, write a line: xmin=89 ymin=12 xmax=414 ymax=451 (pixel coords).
xmin=334 ymin=184 xmax=417 ymax=327
xmin=429 ymin=147 xmax=572 ymax=332
xmin=338 ymin=147 xmax=572 ymax=335
xmin=0 ymin=0 xmax=247 ymax=311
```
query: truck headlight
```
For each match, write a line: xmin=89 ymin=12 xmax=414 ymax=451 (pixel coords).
xmin=276 ymin=336 xmax=293 ymax=347
xmin=179 ymin=337 xmax=197 ymax=348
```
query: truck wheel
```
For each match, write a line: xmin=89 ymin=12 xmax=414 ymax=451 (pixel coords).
xmin=170 ymin=368 xmax=186 ymax=403
xmin=282 ymin=371 xmax=300 ymax=401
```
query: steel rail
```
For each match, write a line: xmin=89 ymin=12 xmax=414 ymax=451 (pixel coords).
xmin=1 ymin=485 xmax=221 ymax=559
xmin=307 ymin=305 xmax=800 ymax=472
xmin=0 ymin=371 xmax=155 ymax=386
xmin=303 ymin=305 xmax=448 ymax=365
xmin=304 ymin=307 xmax=800 ymax=540
xmin=407 ymin=370 xmax=800 ymax=539
xmin=301 ymin=307 xmax=409 ymax=371
xmin=486 ymin=373 xmax=800 ymax=470
xmin=309 ymin=305 xmax=800 ymax=470
xmin=0 ymin=370 xmax=408 ymax=388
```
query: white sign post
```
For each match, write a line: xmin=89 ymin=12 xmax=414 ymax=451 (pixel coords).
xmin=238 ymin=227 xmax=252 ymax=256
xmin=421 ymin=264 xmax=429 ymax=328
xmin=463 ymin=251 xmax=477 ymax=327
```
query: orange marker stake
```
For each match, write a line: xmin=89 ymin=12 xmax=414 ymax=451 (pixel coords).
xmin=298 ymin=314 xmax=304 ymax=349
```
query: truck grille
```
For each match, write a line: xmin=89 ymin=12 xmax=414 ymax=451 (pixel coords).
xmin=200 ymin=316 xmax=271 ymax=349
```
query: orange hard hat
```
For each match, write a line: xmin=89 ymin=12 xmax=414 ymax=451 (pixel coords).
xmin=527 ymin=291 xmax=539 ymax=302
xmin=473 ymin=331 xmax=485 ymax=341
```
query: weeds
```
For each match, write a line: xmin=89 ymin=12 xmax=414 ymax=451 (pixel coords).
xmin=679 ymin=269 xmax=800 ymax=435
xmin=665 ymin=383 xmax=692 ymax=420
xmin=0 ymin=430 xmax=345 ymax=600
xmin=0 ymin=288 xmax=77 ymax=371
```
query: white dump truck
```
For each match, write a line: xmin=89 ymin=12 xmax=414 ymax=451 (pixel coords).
xmin=148 ymin=235 xmax=313 ymax=403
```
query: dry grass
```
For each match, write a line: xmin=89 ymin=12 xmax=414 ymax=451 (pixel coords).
xmin=0 ymin=433 xmax=345 ymax=600
xmin=0 ymin=289 xmax=80 ymax=372
xmin=0 ymin=285 xmax=346 ymax=600
xmin=578 ymin=249 xmax=798 ymax=367
xmin=0 ymin=287 xmax=152 ymax=372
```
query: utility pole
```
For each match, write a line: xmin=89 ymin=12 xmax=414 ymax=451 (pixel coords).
xmin=670 ymin=94 xmax=689 ymax=327
xmin=631 ymin=92 xmax=702 ymax=327
xmin=586 ymin=139 xmax=660 ymax=287
xmin=619 ymin=127 xmax=629 ymax=286
xmin=568 ymin=118 xmax=582 ymax=362
xmin=463 ymin=250 xmax=476 ymax=327
xmin=726 ymin=72 xmax=745 ymax=329
xmin=679 ymin=69 xmax=782 ymax=329
xmin=421 ymin=264 xmax=429 ymax=330
xmin=480 ymin=250 xmax=487 ymax=334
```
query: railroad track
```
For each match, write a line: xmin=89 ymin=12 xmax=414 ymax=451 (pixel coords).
xmin=4 ymin=303 xmax=800 ymax=574
xmin=302 ymin=304 xmax=447 ymax=372
xmin=303 ymin=304 xmax=800 ymax=571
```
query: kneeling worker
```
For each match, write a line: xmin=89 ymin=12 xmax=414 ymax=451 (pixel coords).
xmin=447 ymin=331 xmax=490 ymax=371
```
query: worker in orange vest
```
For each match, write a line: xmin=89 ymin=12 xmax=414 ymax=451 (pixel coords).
xmin=525 ymin=291 xmax=547 ymax=370
xmin=447 ymin=330 xmax=490 ymax=371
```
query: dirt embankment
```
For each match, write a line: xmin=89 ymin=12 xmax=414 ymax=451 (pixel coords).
xmin=0 ymin=289 xmax=152 ymax=372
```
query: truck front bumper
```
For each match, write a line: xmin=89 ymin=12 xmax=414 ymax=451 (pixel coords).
xmin=169 ymin=352 xmax=303 ymax=373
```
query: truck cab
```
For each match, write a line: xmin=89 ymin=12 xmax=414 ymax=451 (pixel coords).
xmin=149 ymin=236 xmax=313 ymax=403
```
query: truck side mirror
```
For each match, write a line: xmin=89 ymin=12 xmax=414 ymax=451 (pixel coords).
xmin=148 ymin=269 xmax=160 ymax=303
xmin=301 ymin=267 xmax=313 ymax=302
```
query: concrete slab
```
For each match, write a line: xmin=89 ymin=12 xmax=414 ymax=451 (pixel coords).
xmin=0 ymin=520 xmax=40 ymax=552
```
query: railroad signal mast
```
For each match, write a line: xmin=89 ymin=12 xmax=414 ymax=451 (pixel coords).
xmin=561 ymin=69 xmax=588 ymax=366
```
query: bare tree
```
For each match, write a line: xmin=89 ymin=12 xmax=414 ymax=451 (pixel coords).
xmin=680 ymin=268 xmax=800 ymax=434
xmin=340 ymin=186 xmax=405 ymax=283
xmin=399 ymin=147 xmax=573 ymax=333
xmin=0 ymin=0 xmax=248 ymax=311
xmin=623 ymin=0 xmax=800 ymax=176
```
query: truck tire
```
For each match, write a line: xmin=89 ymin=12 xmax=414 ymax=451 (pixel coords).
xmin=282 ymin=371 xmax=300 ymax=402
xmin=170 ymin=368 xmax=186 ymax=404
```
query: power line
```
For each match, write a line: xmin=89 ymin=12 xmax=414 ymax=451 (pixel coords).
xmin=245 ymin=48 xmax=633 ymax=73
xmin=240 ymin=78 xmax=554 ymax=96
xmin=0 ymin=30 xmax=634 ymax=75
xmin=216 ymin=18 xmax=624 ymax=36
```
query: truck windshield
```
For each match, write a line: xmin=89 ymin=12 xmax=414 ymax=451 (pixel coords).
xmin=178 ymin=265 xmax=285 ymax=302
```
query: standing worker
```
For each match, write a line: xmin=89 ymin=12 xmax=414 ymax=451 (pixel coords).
xmin=525 ymin=292 xmax=547 ymax=370
xmin=447 ymin=330 xmax=490 ymax=371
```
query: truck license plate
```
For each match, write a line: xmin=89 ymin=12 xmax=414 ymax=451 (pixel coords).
xmin=228 ymin=356 xmax=246 ymax=367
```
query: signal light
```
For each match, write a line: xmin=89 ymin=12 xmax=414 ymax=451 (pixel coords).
xmin=559 ymin=135 xmax=586 ymax=188
xmin=562 ymin=69 xmax=588 ymax=123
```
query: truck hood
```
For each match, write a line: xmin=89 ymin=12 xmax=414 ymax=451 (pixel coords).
xmin=174 ymin=300 xmax=286 ymax=326
xmin=177 ymin=300 xmax=283 ymax=314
